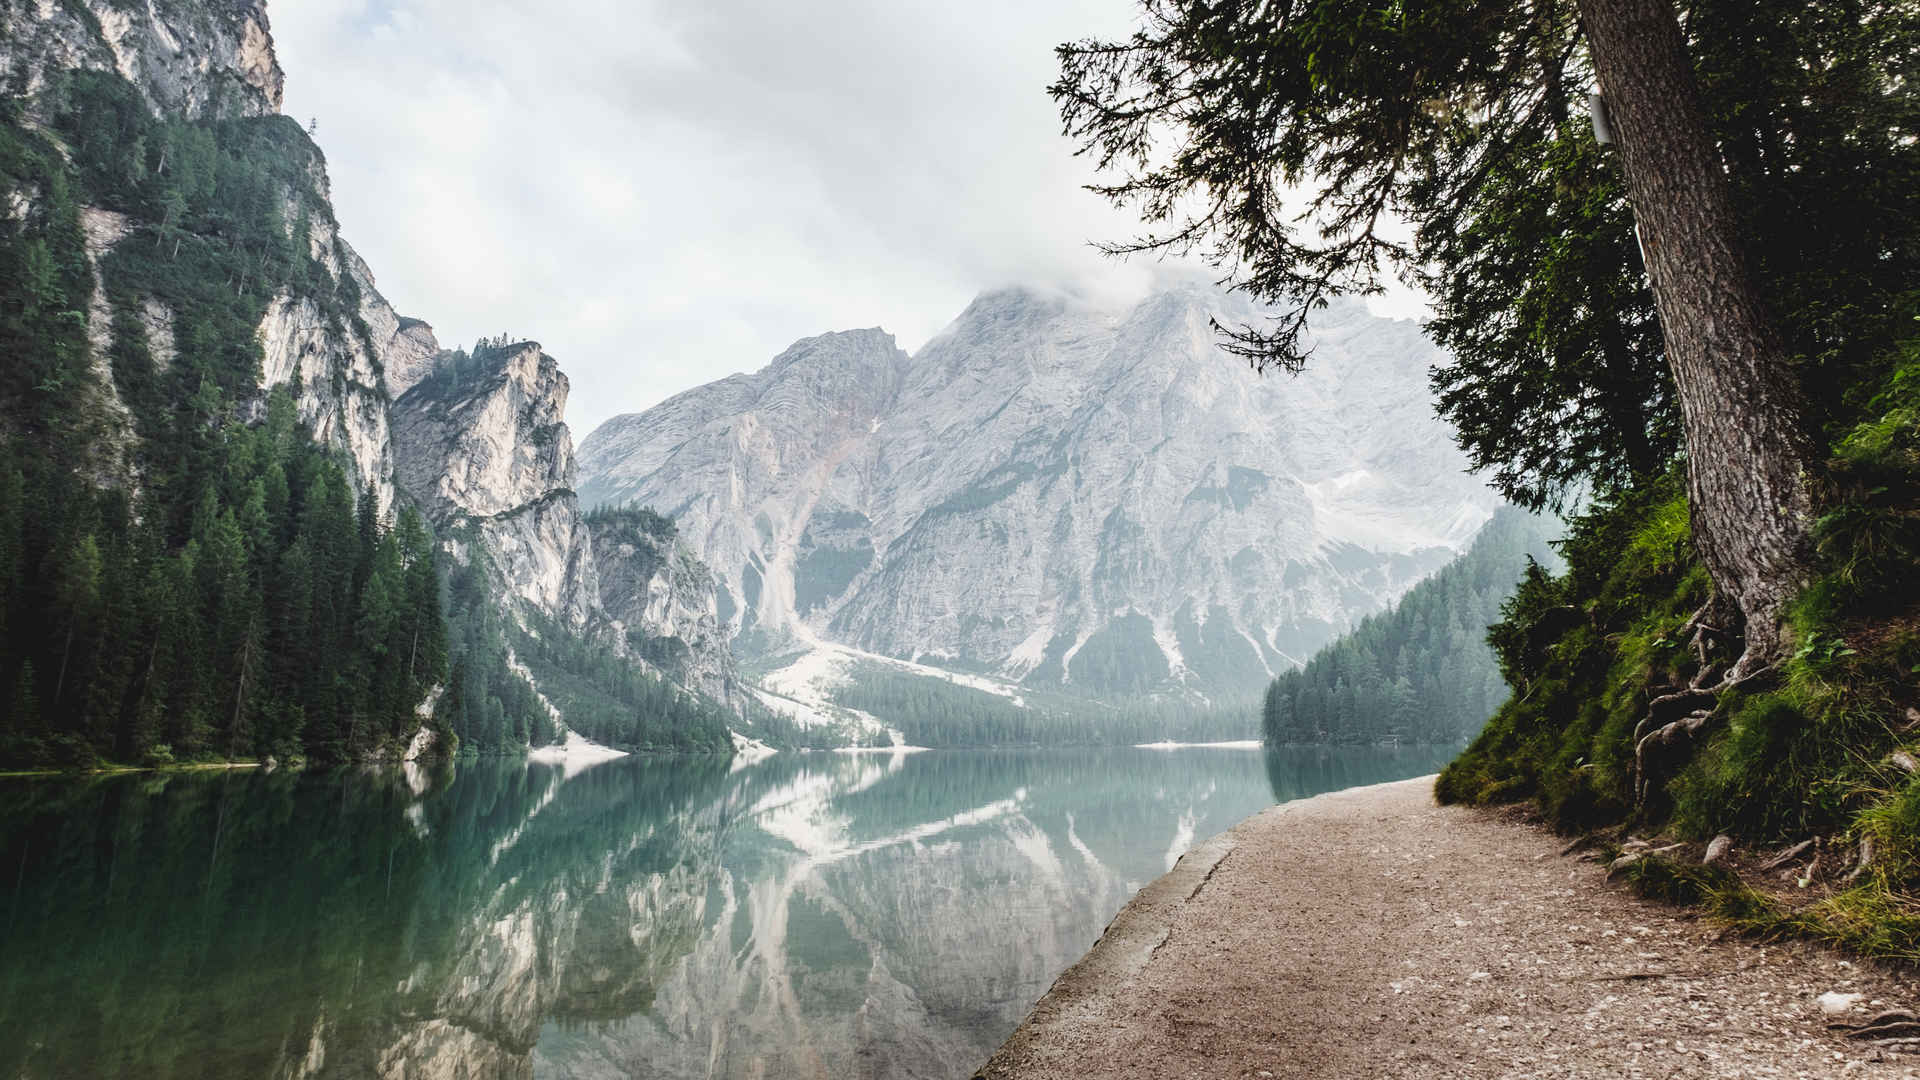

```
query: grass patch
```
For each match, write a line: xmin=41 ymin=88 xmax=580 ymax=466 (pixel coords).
xmin=1621 ymin=850 xmax=1920 ymax=961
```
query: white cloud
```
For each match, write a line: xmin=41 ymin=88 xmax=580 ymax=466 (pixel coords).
xmin=272 ymin=0 xmax=1151 ymax=437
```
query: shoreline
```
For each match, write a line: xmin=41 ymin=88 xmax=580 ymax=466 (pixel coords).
xmin=0 ymin=761 xmax=265 ymax=780
xmin=975 ymin=776 xmax=1916 ymax=1078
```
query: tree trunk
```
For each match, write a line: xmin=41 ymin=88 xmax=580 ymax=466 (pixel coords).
xmin=230 ymin=615 xmax=258 ymax=759
xmin=1576 ymin=0 xmax=1816 ymax=667
xmin=54 ymin=623 xmax=74 ymax=707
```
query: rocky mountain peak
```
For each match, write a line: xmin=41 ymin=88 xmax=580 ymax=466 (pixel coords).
xmin=579 ymin=280 xmax=1501 ymax=701
xmin=393 ymin=342 xmax=575 ymax=524
xmin=390 ymin=340 xmax=599 ymax=629
xmin=383 ymin=317 xmax=442 ymax=400
xmin=767 ymin=327 xmax=907 ymax=379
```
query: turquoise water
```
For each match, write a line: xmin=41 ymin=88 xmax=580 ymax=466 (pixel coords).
xmin=0 ymin=745 xmax=1452 ymax=1078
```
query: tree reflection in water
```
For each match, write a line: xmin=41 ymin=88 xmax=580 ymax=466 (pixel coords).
xmin=0 ymin=744 xmax=1453 ymax=1079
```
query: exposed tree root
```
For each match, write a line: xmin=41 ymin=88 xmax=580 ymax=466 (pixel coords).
xmin=1725 ymin=645 xmax=1778 ymax=685
xmin=1676 ymin=598 xmax=1729 ymax=677
xmin=1799 ymin=847 xmax=1822 ymax=885
xmin=1634 ymin=708 xmax=1717 ymax=806
xmin=1681 ymin=589 xmax=1788 ymax=692
xmin=1844 ymin=836 xmax=1877 ymax=884
xmin=1607 ymin=852 xmax=1643 ymax=877
xmin=1756 ymin=839 xmax=1815 ymax=873
xmin=1834 ymin=1011 xmax=1920 ymax=1042
xmin=1630 ymin=603 xmax=1777 ymax=807
xmin=1675 ymin=598 xmax=1721 ymax=643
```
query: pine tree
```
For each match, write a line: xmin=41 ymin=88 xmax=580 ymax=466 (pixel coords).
xmin=0 ymin=449 xmax=22 ymax=673
xmin=8 ymin=661 xmax=39 ymax=739
xmin=50 ymin=534 xmax=102 ymax=709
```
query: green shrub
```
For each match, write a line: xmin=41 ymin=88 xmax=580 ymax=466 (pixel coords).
xmin=1440 ymin=326 xmax=1920 ymax=956
xmin=1439 ymin=471 xmax=1698 ymax=831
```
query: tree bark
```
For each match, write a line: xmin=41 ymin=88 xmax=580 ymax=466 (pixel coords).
xmin=1576 ymin=0 xmax=1816 ymax=667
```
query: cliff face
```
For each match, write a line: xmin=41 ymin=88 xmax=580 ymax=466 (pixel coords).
xmin=579 ymin=279 xmax=1499 ymax=701
xmin=2 ymin=2 xmax=422 ymax=511
xmin=0 ymin=0 xmax=284 ymax=119
xmin=254 ymin=144 xmax=450 ymax=513
xmin=587 ymin=511 xmax=737 ymax=703
xmin=77 ymin=204 xmax=417 ymax=512
xmin=390 ymin=345 xmax=739 ymax=703
xmin=579 ymin=328 xmax=912 ymax=648
xmin=392 ymin=342 xmax=601 ymax=630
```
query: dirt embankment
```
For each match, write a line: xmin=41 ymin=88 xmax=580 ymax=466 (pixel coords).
xmin=976 ymin=777 xmax=1920 ymax=1079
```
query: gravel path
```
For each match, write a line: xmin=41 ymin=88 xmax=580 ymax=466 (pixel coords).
xmin=975 ymin=776 xmax=1920 ymax=1079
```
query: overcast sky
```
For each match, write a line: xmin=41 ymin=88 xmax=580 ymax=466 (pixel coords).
xmin=273 ymin=1 xmax=1420 ymax=438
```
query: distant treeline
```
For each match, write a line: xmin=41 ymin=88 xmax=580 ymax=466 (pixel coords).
xmin=507 ymin=610 xmax=733 ymax=754
xmin=820 ymin=513 xmax=1558 ymax=750
xmin=1262 ymin=508 xmax=1560 ymax=746
xmin=833 ymin=665 xmax=1258 ymax=748
xmin=824 ymin=505 xmax=1563 ymax=750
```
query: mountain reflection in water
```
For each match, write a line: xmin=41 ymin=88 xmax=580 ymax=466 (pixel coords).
xmin=0 ymin=744 xmax=1454 ymax=1079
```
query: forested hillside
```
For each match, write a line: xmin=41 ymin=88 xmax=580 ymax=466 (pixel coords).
xmin=1262 ymin=510 xmax=1560 ymax=746
xmin=0 ymin=50 xmax=738 ymax=767
xmin=830 ymin=666 xmax=1257 ymax=748
xmin=0 ymin=73 xmax=446 ymax=767
xmin=506 ymin=609 xmax=733 ymax=753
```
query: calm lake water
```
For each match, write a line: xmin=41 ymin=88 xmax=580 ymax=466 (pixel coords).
xmin=0 ymin=744 xmax=1453 ymax=1079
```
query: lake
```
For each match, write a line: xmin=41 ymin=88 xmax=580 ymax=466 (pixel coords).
xmin=0 ymin=744 xmax=1454 ymax=1079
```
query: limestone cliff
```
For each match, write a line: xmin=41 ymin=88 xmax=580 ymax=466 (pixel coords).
xmin=1 ymin=1 xmax=430 ymax=511
xmin=392 ymin=341 xmax=601 ymax=630
xmin=0 ymin=0 xmax=284 ymax=120
xmin=587 ymin=508 xmax=738 ymax=703
xmin=579 ymin=328 xmax=910 ymax=647
xmin=579 ymin=278 xmax=1501 ymax=702
xmin=391 ymin=343 xmax=740 ymax=706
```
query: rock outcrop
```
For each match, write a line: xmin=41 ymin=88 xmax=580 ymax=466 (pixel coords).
xmin=588 ymin=509 xmax=737 ymax=703
xmin=579 ymin=277 xmax=1500 ymax=699
xmin=390 ymin=343 xmax=741 ymax=706
xmin=256 ymin=176 xmax=448 ymax=512
xmin=392 ymin=342 xmax=601 ymax=630
xmin=0 ymin=0 xmax=284 ymax=119
xmin=3 ymin=2 xmax=429 ymax=511
xmin=579 ymin=327 xmax=911 ymax=647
